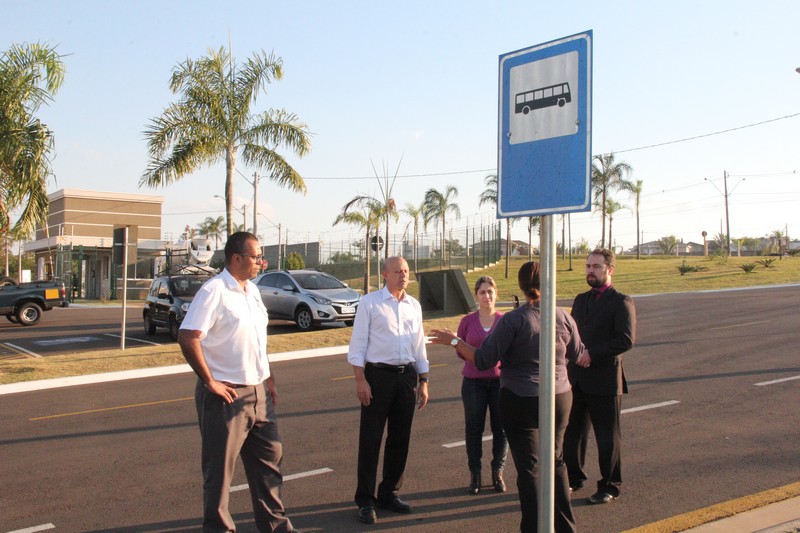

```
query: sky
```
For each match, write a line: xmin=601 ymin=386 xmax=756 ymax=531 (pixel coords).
xmin=4 ymin=0 xmax=799 ymax=254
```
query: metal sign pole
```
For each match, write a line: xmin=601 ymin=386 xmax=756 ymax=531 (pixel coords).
xmin=538 ymin=214 xmax=556 ymax=532
xmin=121 ymin=226 xmax=128 ymax=351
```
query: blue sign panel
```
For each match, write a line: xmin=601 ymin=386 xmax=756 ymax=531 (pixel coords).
xmin=497 ymin=31 xmax=592 ymax=217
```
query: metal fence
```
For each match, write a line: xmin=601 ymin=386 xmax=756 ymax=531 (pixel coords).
xmin=263 ymin=221 xmax=505 ymax=284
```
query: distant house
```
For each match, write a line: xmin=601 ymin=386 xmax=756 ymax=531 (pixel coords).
xmin=630 ymin=240 xmax=714 ymax=256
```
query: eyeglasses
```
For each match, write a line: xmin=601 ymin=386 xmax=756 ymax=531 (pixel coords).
xmin=237 ymin=253 xmax=264 ymax=262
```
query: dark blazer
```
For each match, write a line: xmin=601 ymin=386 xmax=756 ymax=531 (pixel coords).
xmin=569 ymin=286 xmax=636 ymax=396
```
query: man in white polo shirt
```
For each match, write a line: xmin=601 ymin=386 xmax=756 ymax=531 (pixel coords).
xmin=178 ymin=231 xmax=300 ymax=533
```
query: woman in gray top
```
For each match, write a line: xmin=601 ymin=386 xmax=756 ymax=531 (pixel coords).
xmin=431 ymin=261 xmax=584 ymax=533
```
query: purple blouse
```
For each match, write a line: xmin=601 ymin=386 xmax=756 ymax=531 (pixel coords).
xmin=456 ymin=311 xmax=503 ymax=379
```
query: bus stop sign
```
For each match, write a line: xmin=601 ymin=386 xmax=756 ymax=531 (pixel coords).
xmin=497 ymin=31 xmax=592 ymax=217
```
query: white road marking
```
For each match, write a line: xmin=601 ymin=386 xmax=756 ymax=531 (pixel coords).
xmin=103 ymin=333 xmax=163 ymax=346
xmin=443 ymin=435 xmax=493 ymax=449
xmin=622 ymin=400 xmax=680 ymax=413
xmin=5 ymin=524 xmax=56 ymax=533
xmin=441 ymin=401 xmax=681 ymax=447
xmin=33 ymin=336 xmax=99 ymax=346
xmin=230 ymin=467 xmax=334 ymax=492
xmin=706 ymin=320 xmax=770 ymax=331
xmin=755 ymin=375 xmax=800 ymax=386
xmin=4 ymin=343 xmax=42 ymax=358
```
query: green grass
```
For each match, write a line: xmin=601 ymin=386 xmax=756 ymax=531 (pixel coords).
xmin=1 ymin=255 xmax=797 ymax=385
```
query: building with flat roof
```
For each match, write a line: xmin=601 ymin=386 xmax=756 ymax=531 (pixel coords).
xmin=25 ymin=189 xmax=165 ymax=299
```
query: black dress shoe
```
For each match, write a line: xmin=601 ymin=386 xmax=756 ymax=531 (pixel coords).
xmin=587 ymin=491 xmax=616 ymax=504
xmin=358 ymin=505 xmax=377 ymax=524
xmin=376 ymin=496 xmax=413 ymax=514
xmin=569 ymin=481 xmax=584 ymax=492
xmin=468 ymin=471 xmax=481 ymax=494
xmin=492 ymin=470 xmax=507 ymax=493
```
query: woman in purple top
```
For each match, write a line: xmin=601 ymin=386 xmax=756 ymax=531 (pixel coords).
xmin=431 ymin=263 xmax=584 ymax=533
xmin=455 ymin=275 xmax=508 ymax=495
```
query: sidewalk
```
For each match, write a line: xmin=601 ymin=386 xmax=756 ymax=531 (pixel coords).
xmin=683 ymin=495 xmax=800 ymax=532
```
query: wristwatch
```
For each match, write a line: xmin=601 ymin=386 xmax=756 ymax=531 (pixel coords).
xmin=419 ymin=377 xmax=429 ymax=384
xmin=450 ymin=337 xmax=460 ymax=347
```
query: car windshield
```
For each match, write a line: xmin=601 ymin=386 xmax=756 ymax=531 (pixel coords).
xmin=292 ymin=273 xmax=345 ymax=290
xmin=171 ymin=277 xmax=209 ymax=297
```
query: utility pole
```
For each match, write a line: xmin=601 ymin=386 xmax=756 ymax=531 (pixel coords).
xmin=253 ymin=172 xmax=259 ymax=237
xmin=723 ymin=171 xmax=731 ymax=257
xmin=705 ymin=171 xmax=743 ymax=258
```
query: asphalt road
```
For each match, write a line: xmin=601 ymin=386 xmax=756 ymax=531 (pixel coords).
xmin=0 ymin=305 xmax=320 ymax=358
xmin=1 ymin=285 xmax=799 ymax=532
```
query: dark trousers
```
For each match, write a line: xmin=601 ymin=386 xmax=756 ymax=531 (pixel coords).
xmin=462 ymin=377 xmax=508 ymax=473
xmin=195 ymin=379 xmax=293 ymax=533
xmin=355 ymin=364 xmax=417 ymax=507
xmin=563 ymin=387 xmax=623 ymax=496
xmin=500 ymin=388 xmax=576 ymax=533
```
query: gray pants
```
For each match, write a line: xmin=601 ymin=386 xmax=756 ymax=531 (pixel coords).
xmin=195 ymin=379 xmax=293 ymax=533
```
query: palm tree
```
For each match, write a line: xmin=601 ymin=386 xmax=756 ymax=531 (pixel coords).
xmin=401 ymin=201 xmax=425 ymax=274
xmin=620 ymin=179 xmax=643 ymax=259
xmin=769 ymin=229 xmax=787 ymax=258
xmin=528 ymin=217 xmax=541 ymax=261
xmin=658 ymin=235 xmax=678 ymax=255
xmin=423 ymin=186 xmax=460 ymax=270
xmin=604 ymin=198 xmax=627 ymax=253
xmin=230 ymin=223 xmax=253 ymax=234
xmin=141 ymin=46 xmax=311 ymax=236
xmin=333 ymin=196 xmax=383 ymax=292
xmin=479 ymin=174 xmax=517 ymax=277
xmin=592 ymin=153 xmax=633 ymax=248
xmin=197 ymin=216 xmax=224 ymax=249
xmin=0 ymin=42 xmax=65 ymax=237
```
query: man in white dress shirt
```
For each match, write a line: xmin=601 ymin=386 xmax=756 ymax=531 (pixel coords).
xmin=348 ymin=256 xmax=429 ymax=525
xmin=178 ymin=231 xmax=300 ymax=533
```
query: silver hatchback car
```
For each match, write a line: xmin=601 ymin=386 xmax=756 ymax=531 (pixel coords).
xmin=253 ymin=269 xmax=360 ymax=331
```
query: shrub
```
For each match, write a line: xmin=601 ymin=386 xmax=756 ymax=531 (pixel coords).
xmin=677 ymin=259 xmax=709 ymax=276
xmin=756 ymin=258 xmax=776 ymax=269
xmin=739 ymin=263 xmax=757 ymax=273
xmin=285 ymin=252 xmax=305 ymax=270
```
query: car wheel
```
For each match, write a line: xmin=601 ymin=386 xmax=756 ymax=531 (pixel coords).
xmin=0 ymin=276 xmax=17 ymax=287
xmin=294 ymin=306 xmax=314 ymax=331
xmin=344 ymin=320 xmax=354 ymax=327
xmin=16 ymin=302 xmax=42 ymax=326
xmin=169 ymin=317 xmax=180 ymax=341
xmin=143 ymin=311 xmax=156 ymax=335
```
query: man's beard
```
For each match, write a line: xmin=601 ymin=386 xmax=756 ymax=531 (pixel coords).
xmin=586 ymin=275 xmax=605 ymax=288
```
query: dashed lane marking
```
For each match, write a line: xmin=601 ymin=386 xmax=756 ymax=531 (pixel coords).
xmin=441 ymin=400 xmax=681 ymax=448
xmin=621 ymin=400 xmax=681 ymax=414
xmin=755 ymin=375 xmax=800 ymax=386
xmin=5 ymin=524 xmax=56 ymax=533
xmin=706 ymin=320 xmax=770 ymax=330
xmin=443 ymin=435 xmax=494 ymax=448
xmin=230 ymin=468 xmax=334 ymax=492
xmin=29 ymin=396 xmax=193 ymax=421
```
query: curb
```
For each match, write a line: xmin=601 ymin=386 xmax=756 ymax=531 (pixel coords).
xmin=0 ymin=345 xmax=350 ymax=396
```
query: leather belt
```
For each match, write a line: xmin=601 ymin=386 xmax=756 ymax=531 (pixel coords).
xmin=221 ymin=382 xmax=252 ymax=389
xmin=366 ymin=362 xmax=415 ymax=374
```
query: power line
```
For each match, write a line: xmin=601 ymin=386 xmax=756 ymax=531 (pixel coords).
xmin=224 ymin=114 xmax=799 ymax=183
xmin=612 ymin=112 xmax=800 ymax=154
